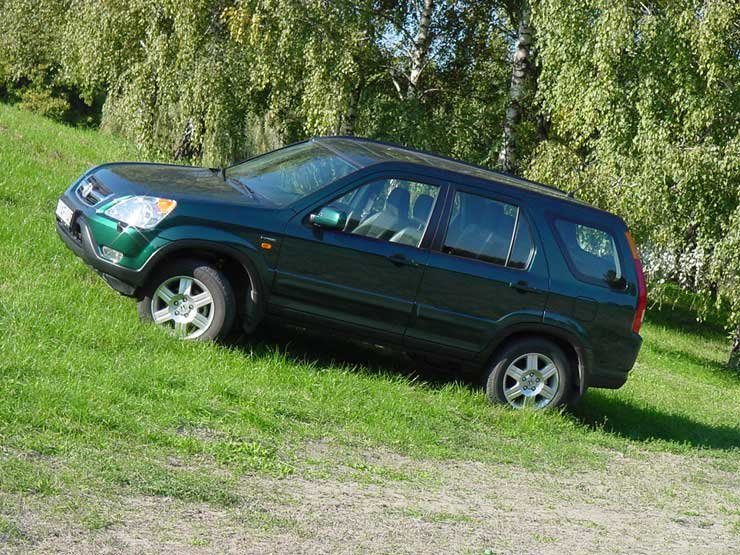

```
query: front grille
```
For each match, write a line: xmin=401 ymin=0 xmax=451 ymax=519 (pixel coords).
xmin=75 ymin=176 xmax=111 ymax=206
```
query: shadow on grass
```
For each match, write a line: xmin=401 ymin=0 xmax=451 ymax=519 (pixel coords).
xmin=644 ymin=289 xmax=727 ymax=340
xmin=235 ymin=323 xmax=740 ymax=451
xmin=647 ymin=341 xmax=740 ymax=383
xmin=572 ymin=392 xmax=740 ymax=450
xmin=234 ymin=322 xmax=477 ymax=390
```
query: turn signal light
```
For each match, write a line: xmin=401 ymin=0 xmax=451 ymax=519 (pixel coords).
xmin=156 ymin=198 xmax=177 ymax=214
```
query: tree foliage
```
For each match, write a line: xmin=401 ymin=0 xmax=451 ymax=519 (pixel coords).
xmin=528 ymin=0 xmax=740 ymax=349
xmin=1 ymin=0 xmax=739 ymax=356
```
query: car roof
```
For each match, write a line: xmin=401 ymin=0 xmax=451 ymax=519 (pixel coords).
xmin=313 ymin=136 xmax=596 ymax=209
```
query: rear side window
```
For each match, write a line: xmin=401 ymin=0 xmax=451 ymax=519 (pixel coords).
xmin=508 ymin=216 xmax=535 ymax=269
xmin=553 ymin=219 xmax=621 ymax=284
xmin=443 ymin=191 xmax=534 ymax=269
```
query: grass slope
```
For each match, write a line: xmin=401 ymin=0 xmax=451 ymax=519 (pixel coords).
xmin=0 ymin=104 xmax=738 ymax=508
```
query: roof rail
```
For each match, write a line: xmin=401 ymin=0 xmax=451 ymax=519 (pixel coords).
xmin=315 ymin=136 xmax=568 ymax=197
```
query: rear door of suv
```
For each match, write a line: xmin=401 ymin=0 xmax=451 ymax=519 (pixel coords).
xmin=404 ymin=183 xmax=550 ymax=358
xmin=541 ymin=210 xmax=639 ymax=383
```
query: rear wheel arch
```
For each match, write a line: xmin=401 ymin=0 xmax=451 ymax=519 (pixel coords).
xmin=484 ymin=326 xmax=585 ymax=400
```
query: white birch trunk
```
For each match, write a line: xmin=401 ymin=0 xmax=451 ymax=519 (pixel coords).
xmin=339 ymin=80 xmax=363 ymax=136
xmin=498 ymin=2 xmax=534 ymax=173
xmin=730 ymin=325 xmax=740 ymax=369
xmin=407 ymin=0 xmax=434 ymax=98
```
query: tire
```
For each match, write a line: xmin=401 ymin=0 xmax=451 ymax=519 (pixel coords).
xmin=137 ymin=258 xmax=236 ymax=341
xmin=484 ymin=338 xmax=571 ymax=410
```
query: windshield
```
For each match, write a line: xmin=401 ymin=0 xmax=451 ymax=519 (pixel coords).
xmin=225 ymin=142 xmax=357 ymax=207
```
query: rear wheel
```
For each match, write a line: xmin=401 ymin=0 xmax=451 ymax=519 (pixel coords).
xmin=137 ymin=259 xmax=236 ymax=341
xmin=484 ymin=338 xmax=571 ymax=410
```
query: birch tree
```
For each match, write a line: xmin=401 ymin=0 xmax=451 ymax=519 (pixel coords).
xmin=497 ymin=0 xmax=535 ymax=173
xmin=406 ymin=0 xmax=435 ymax=99
xmin=528 ymin=0 xmax=740 ymax=366
xmin=222 ymin=0 xmax=384 ymax=141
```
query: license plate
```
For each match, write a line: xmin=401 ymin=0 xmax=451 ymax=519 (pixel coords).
xmin=55 ymin=199 xmax=74 ymax=228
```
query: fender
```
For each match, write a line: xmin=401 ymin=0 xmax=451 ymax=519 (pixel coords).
xmin=141 ymin=227 xmax=272 ymax=330
xmin=480 ymin=319 xmax=594 ymax=394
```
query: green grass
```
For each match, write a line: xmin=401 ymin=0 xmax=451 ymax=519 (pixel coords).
xmin=0 ymin=104 xmax=738 ymax=506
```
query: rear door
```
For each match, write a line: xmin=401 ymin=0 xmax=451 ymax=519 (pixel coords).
xmin=405 ymin=186 xmax=549 ymax=357
xmin=544 ymin=215 xmax=638 ymax=377
xmin=271 ymin=174 xmax=445 ymax=340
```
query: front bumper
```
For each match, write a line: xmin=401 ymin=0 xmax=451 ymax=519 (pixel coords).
xmin=56 ymin=216 xmax=146 ymax=296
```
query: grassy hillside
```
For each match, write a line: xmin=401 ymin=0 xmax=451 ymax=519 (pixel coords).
xmin=0 ymin=104 xmax=738 ymax=523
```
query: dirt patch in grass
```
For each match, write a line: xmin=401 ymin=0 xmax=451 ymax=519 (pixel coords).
xmin=1 ymin=442 xmax=737 ymax=554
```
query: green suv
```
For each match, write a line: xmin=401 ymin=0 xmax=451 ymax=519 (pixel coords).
xmin=55 ymin=138 xmax=646 ymax=409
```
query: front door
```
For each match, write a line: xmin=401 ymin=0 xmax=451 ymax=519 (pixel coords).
xmin=271 ymin=176 xmax=444 ymax=340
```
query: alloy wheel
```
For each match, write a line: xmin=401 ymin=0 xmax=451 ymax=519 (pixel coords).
xmin=150 ymin=275 xmax=215 ymax=339
xmin=502 ymin=352 xmax=560 ymax=409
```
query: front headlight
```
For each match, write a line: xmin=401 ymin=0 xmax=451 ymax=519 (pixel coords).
xmin=104 ymin=196 xmax=177 ymax=229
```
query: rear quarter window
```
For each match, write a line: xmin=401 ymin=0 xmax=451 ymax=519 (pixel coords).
xmin=553 ymin=219 xmax=622 ymax=285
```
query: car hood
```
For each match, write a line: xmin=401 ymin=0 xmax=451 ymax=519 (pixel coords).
xmin=86 ymin=162 xmax=256 ymax=204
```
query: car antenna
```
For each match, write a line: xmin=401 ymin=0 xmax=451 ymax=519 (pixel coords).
xmin=566 ymin=183 xmax=589 ymax=198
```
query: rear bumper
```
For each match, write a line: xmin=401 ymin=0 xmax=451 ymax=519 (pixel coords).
xmin=585 ymin=333 xmax=642 ymax=389
xmin=56 ymin=217 xmax=145 ymax=296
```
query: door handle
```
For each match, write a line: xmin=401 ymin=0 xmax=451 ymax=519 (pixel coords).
xmin=508 ymin=280 xmax=541 ymax=294
xmin=387 ymin=253 xmax=420 ymax=267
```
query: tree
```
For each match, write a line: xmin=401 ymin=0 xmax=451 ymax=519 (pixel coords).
xmin=222 ymin=0 xmax=386 ymax=143
xmin=528 ymin=0 xmax=740 ymax=366
xmin=497 ymin=0 xmax=536 ymax=173
xmin=407 ymin=0 xmax=435 ymax=98
xmin=0 ymin=0 xmax=74 ymax=120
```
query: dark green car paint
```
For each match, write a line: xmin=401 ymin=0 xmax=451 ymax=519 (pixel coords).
xmin=407 ymin=182 xmax=550 ymax=358
xmin=56 ymin=138 xmax=643 ymax=394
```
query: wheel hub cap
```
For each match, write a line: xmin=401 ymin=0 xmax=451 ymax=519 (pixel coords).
xmin=150 ymin=276 xmax=215 ymax=339
xmin=171 ymin=295 xmax=197 ymax=321
xmin=502 ymin=353 xmax=560 ymax=409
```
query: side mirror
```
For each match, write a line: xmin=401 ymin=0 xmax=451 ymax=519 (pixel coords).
xmin=309 ymin=207 xmax=346 ymax=230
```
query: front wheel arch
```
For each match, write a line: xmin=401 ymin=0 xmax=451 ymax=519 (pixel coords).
xmin=137 ymin=242 xmax=266 ymax=335
xmin=137 ymin=258 xmax=236 ymax=341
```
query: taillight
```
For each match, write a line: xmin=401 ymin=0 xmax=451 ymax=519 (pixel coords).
xmin=626 ymin=231 xmax=647 ymax=334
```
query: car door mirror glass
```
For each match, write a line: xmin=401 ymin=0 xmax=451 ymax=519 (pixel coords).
xmin=310 ymin=207 xmax=347 ymax=230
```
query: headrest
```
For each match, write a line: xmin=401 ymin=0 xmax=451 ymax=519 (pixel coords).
xmin=413 ymin=194 xmax=434 ymax=222
xmin=386 ymin=187 xmax=410 ymax=217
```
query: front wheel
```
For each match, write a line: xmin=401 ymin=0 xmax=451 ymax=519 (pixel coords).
xmin=137 ymin=259 xmax=236 ymax=341
xmin=484 ymin=338 xmax=571 ymax=410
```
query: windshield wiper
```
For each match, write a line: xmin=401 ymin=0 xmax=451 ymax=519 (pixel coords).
xmin=220 ymin=168 xmax=257 ymax=198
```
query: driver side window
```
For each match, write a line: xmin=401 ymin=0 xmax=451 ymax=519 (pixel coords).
xmin=325 ymin=178 xmax=440 ymax=248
